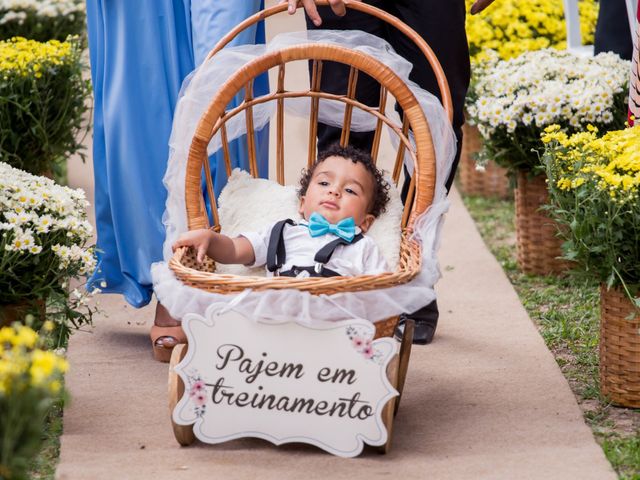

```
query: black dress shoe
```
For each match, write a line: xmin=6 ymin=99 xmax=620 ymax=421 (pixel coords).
xmin=394 ymin=318 xmax=436 ymax=345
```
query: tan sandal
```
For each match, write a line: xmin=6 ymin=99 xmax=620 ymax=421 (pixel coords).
xmin=150 ymin=325 xmax=187 ymax=363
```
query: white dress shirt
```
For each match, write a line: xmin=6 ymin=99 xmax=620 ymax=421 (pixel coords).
xmin=240 ymin=220 xmax=389 ymax=277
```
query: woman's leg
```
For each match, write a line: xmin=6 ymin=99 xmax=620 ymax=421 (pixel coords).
xmin=152 ymin=2 xmax=268 ymax=360
xmin=85 ymin=0 xmax=194 ymax=308
xmin=86 ymin=0 xmax=195 ymax=360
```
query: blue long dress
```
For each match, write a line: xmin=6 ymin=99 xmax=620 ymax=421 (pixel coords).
xmin=85 ymin=0 xmax=267 ymax=307
xmin=189 ymin=1 xmax=270 ymax=218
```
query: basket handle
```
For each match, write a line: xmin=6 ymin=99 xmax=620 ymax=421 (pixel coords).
xmin=205 ymin=0 xmax=453 ymax=125
xmin=187 ymin=44 xmax=437 ymax=232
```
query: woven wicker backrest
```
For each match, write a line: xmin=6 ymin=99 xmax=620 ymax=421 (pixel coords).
xmin=186 ymin=10 xmax=453 ymax=232
xmin=208 ymin=2 xmax=452 ymax=121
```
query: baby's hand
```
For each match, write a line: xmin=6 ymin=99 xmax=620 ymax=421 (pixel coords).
xmin=172 ymin=229 xmax=214 ymax=263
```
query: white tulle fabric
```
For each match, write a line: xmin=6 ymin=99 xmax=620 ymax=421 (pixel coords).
xmin=151 ymin=30 xmax=456 ymax=325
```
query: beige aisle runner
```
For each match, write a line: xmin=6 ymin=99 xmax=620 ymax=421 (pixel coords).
xmin=56 ymin=188 xmax=616 ymax=480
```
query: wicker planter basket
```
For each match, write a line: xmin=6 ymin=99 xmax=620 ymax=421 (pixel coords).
xmin=169 ymin=2 xmax=453 ymax=339
xmin=0 ymin=299 xmax=46 ymax=327
xmin=458 ymin=123 xmax=510 ymax=199
xmin=514 ymin=172 xmax=569 ymax=275
xmin=599 ymin=286 xmax=640 ymax=408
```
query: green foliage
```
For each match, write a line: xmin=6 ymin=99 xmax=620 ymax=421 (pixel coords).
xmin=543 ymin=127 xmax=640 ymax=303
xmin=602 ymin=435 xmax=640 ymax=480
xmin=0 ymin=387 xmax=61 ymax=479
xmin=0 ymin=36 xmax=91 ymax=176
xmin=0 ymin=163 xmax=98 ymax=343
xmin=0 ymin=324 xmax=68 ymax=480
xmin=28 ymin=401 xmax=63 ymax=480
xmin=463 ymin=193 xmax=640 ymax=479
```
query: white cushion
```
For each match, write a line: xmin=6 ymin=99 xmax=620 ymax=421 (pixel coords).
xmin=215 ymin=169 xmax=403 ymax=276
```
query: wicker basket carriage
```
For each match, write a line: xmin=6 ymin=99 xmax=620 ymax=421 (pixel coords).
xmin=166 ymin=1 xmax=453 ymax=451
xmin=168 ymin=1 xmax=452 ymax=339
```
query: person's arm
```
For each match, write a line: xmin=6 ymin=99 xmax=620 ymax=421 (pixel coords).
xmin=282 ymin=0 xmax=493 ymax=23
xmin=470 ymin=0 xmax=496 ymax=14
xmin=172 ymin=229 xmax=255 ymax=265
xmin=280 ymin=0 xmax=359 ymax=26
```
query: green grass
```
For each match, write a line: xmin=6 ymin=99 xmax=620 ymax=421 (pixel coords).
xmin=462 ymin=193 xmax=640 ymax=479
xmin=602 ymin=435 xmax=640 ymax=480
xmin=27 ymin=323 xmax=69 ymax=479
xmin=27 ymin=400 xmax=64 ymax=479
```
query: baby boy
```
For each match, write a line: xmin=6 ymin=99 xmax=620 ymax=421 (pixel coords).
xmin=172 ymin=144 xmax=391 ymax=277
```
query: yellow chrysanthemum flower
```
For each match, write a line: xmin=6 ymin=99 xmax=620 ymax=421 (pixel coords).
xmin=466 ymin=0 xmax=598 ymax=62
xmin=14 ymin=325 xmax=38 ymax=349
xmin=0 ymin=325 xmax=68 ymax=395
xmin=544 ymin=126 xmax=640 ymax=194
xmin=0 ymin=37 xmax=75 ymax=78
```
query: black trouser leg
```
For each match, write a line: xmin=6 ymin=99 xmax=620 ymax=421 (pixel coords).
xmin=305 ymin=0 xmax=469 ymax=180
xmin=387 ymin=1 xmax=468 ymax=339
xmin=391 ymin=1 xmax=468 ymax=340
xmin=305 ymin=3 xmax=385 ymax=152
xmin=400 ymin=300 xmax=438 ymax=344
xmin=306 ymin=1 xmax=471 ymax=341
xmin=401 ymin=127 xmax=463 ymax=200
xmin=384 ymin=0 xmax=469 ymax=190
xmin=594 ymin=0 xmax=633 ymax=60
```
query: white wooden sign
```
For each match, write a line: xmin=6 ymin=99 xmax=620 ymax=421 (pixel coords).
xmin=172 ymin=304 xmax=398 ymax=457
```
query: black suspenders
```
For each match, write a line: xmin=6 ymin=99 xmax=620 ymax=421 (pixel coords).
xmin=266 ymin=219 xmax=295 ymax=274
xmin=266 ymin=219 xmax=363 ymax=277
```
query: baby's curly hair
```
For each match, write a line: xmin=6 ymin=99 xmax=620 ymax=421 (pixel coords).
xmin=298 ymin=144 xmax=390 ymax=218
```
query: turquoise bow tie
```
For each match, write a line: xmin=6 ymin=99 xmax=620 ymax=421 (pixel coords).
xmin=307 ymin=212 xmax=356 ymax=242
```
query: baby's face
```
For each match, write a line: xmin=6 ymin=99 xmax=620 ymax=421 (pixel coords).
xmin=299 ymin=155 xmax=376 ymax=232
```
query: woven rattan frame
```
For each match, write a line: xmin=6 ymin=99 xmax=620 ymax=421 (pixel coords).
xmin=514 ymin=172 xmax=569 ymax=275
xmin=171 ymin=43 xmax=439 ymax=292
xmin=458 ymin=124 xmax=510 ymax=200
xmin=169 ymin=5 xmax=449 ymax=336
xmin=207 ymin=1 xmax=453 ymax=124
xmin=599 ymin=286 xmax=640 ymax=408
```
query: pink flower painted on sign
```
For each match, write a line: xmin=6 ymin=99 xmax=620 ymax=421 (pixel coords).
xmin=186 ymin=371 xmax=208 ymax=417
xmin=345 ymin=326 xmax=384 ymax=363
xmin=190 ymin=380 xmax=205 ymax=396
xmin=362 ymin=344 xmax=374 ymax=359
xmin=193 ymin=391 xmax=207 ymax=407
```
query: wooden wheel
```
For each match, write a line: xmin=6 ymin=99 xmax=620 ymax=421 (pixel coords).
xmin=168 ymin=344 xmax=196 ymax=446
xmin=378 ymin=354 xmax=399 ymax=454
xmin=394 ymin=318 xmax=414 ymax=416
